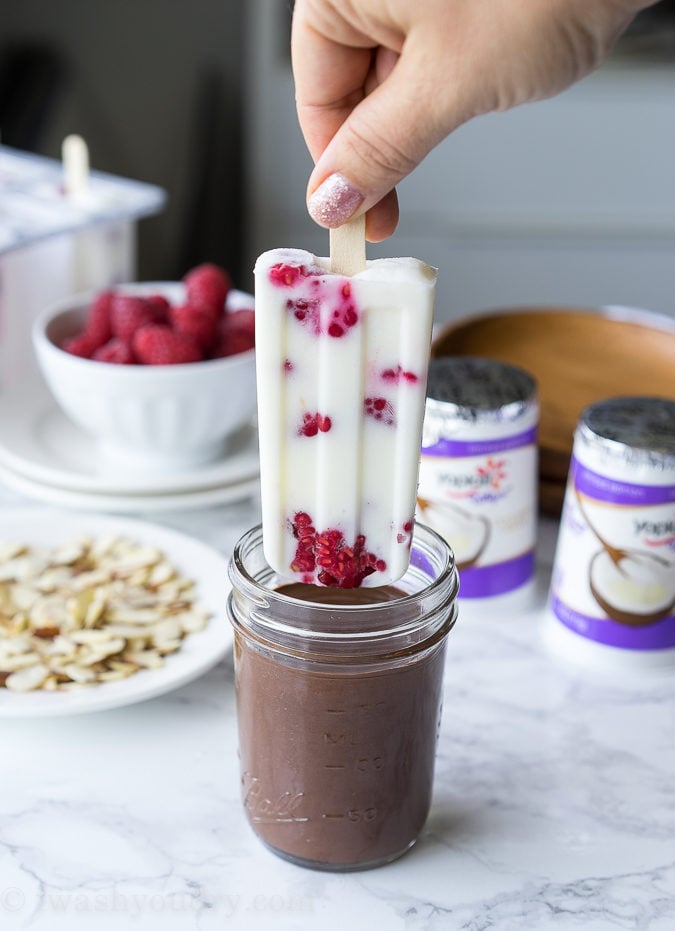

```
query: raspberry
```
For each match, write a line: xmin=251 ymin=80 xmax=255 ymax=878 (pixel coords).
xmin=269 ymin=263 xmax=309 ymax=287
xmin=289 ymin=512 xmax=386 ymax=588
xmin=290 ymin=511 xmax=316 ymax=574
xmin=297 ymin=412 xmax=332 ymax=437
xmin=286 ymin=280 xmax=358 ymax=339
xmin=396 ymin=519 xmax=414 ymax=546
xmin=210 ymin=312 xmax=255 ymax=358
xmin=381 ymin=365 xmax=419 ymax=384
xmin=326 ymin=282 xmax=359 ymax=338
xmin=110 ymin=295 xmax=159 ymax=342
xmin=132 ymin=325 xmax=203 ymax=365
xmin=92 ymin=338 xmax=136 ymax=364
xmin=61 ymin=333 xmax=97 ymax=359
xmin=170 ymin=303 xmax=219 ymax=349
xmin=287 ymin=297 xmax=321 ymax=334
xmin=145 ymin=294 xmax=171 ymax=320
xmin=84 ymin=291 xmax=114 ymax=347
xmin=183 ymin=263 xmax=230 ymax=315
xmin=210 ymin=329 xmax=254 ymax=358
xmin=224 ymin=308 xmax=255 ymax=337
xmin=364 ymin=396 xmax=396 ymax=426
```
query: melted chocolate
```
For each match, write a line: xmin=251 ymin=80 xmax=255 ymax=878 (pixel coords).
xmin=234 ymin=583 xmax=447 ymax=869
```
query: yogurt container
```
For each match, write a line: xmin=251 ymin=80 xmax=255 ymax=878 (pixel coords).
xmin=547 ymin=396 xmax=675 ymax=669
xmin=417 ymin=357 xmax=539 ymax=599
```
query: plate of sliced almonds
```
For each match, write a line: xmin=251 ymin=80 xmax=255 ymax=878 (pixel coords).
xmin=0 ymin=510 xmax=233 ymax=716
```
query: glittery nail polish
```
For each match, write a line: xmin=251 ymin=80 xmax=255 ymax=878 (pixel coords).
xmin=308 ymin=173 xmax=365 ymax=228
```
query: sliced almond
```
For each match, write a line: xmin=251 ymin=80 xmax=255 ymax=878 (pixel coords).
xmin=154 ymin=639 xmax=182 ymax=655
xmin=0 ymin=542 xmax=27 ymax=562
xmin=96 ymin=669 xmax=133 ymax=682
xmin=32 ymin=625 xmax=61 ymax=640
xmin=124 ymin=649 xmax=164 ymax=669
xmin=5 ymin=663 xmax=49 ymax=691
xmin=151 ymin=616 xmax=181 ymax=643
xmin=179 ymin=610 xmax=209 ymax=634
xmin=50 ymin=540 xmax=87 ymax=566
xmin=0 ymin=534 xmax=211 ymax=692
xmin=78 ymin=637 xmax=126 ymax=665
xmin=148 ymin=562 xmax=174 ymax=587
xmin=57 ymin=664 xmax=97 ymax=684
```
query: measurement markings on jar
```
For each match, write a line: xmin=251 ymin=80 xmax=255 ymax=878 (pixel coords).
xmin=323 ymin=731 xmax=357 ymax=746
xmin=251 ymin=816 xmax=310 ymax=823
xmin=321 ymin=809 xmax=378 ymax=822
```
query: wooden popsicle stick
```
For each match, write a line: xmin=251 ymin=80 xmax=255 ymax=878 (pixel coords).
xmin=62 ymin=134 xmax=90 ymax=198
xmin=330 ymin=214 xmax=366 ymax=276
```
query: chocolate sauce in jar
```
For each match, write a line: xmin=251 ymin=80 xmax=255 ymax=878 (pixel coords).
xmin=228 ymin=525 xmax=459 ymax=871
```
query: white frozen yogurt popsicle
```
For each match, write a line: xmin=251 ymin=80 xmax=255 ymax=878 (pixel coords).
xmin=254 ymin=248 xmax=436 ymax=588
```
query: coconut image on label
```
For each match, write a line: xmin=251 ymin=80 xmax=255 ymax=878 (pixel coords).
xmin=589 ymin=550 xmax=675 ymax=626
xmin=589 ymin=549 xmax=674 ymax=626
xmin=576 ymin=488 xmax=675 ymax=625
xmin=417 ymin=497 xmax=490 ymax=570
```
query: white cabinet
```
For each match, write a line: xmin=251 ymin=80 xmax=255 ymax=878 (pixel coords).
xmin=244 ymin=2 xmax=675 ymax=322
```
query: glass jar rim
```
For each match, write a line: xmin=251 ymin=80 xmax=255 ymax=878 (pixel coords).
xmin=227 ymin=522 xmax=459 ymax=661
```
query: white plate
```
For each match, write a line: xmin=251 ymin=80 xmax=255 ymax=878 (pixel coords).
xmin=0 ymin=510 xmax=234 ymax=716
xmin=0 ymin=383 xmax=260 ymax=496
xmin=0 ymin=460 xmax=260 ymax=513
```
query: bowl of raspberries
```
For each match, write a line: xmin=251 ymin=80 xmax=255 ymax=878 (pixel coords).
xmin=32 ymin=263 xmax=257 ymax=473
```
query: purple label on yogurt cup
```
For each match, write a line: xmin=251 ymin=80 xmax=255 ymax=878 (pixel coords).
xmin=572 ymin=458 xmax=675 ymax=506
xmin=459 ymin=550 xmax=535 ymax=598
xmin=422 ymin=427 xmax=537 ymax=458
xmin=410 ymin=546 xmax=435 ymax=578
xmin=550 ymin=594 xmax=675 ymax=650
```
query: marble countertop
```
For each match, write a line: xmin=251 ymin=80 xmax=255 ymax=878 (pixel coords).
xmin=1 ymin=486 xmax=674 ymax=931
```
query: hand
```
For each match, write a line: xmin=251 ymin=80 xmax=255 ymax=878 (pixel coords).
xmin=292 ymin=0 xmax=655 ymax=241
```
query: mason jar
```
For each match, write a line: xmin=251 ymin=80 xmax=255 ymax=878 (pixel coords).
xmin=227 ymin=522 xmax=459 ymax=871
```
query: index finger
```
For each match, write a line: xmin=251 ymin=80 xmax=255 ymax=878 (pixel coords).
xmin=291 ymin=5 xmax=374 ymax=162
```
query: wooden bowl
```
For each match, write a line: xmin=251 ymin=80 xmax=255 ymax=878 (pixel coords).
xmin=431 ymin=305 xmax=675 ymax=514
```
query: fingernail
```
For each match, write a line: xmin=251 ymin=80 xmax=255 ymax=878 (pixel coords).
xmin=308 ymin=173 xmax=364 ymax=227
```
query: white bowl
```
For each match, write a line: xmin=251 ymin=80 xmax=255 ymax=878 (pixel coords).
xmin=32 ymin=282 xmax=257 ymax=474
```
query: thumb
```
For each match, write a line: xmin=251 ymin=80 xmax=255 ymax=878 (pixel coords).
xmin=306 ymin=43 xmax=463 ymax=234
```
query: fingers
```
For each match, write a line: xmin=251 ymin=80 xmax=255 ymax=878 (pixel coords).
xmin=291 ymin=8 xmax=376 ymax=163
xmin=304 ymin=43 xmax=455 ymax=235
xmin=365 ymin=189 xmax=399 ymax=243
xmin=292 ymin=2 xmax=413 ymax=240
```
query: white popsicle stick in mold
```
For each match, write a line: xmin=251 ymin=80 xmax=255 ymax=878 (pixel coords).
xmin=62 ymin=134 xmax=90 ymax=198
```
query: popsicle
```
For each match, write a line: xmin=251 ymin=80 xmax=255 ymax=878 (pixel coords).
xmin=254 ymin=233 xmax=436 ymax=588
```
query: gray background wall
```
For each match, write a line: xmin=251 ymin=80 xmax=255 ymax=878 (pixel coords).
xmin=1 ymin=0 xmax=246 ymax=285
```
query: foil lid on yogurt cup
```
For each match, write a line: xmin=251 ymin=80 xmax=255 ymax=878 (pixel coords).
xmin=576 ymin=396 xmax=675 ymax=474
xmin=423 ymin=356 xmax=537 ymax=444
